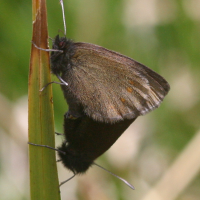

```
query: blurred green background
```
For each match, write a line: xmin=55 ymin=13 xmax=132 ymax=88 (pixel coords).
xmin=0 ymin=0 xmax=200 ymax=199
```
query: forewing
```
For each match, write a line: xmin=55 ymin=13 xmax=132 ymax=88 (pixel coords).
xmin=64 ymin=42 xmax=170 ymax=123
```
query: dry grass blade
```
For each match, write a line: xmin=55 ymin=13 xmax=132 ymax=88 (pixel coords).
xmin=142 ymin=130 xmax=200 ymax=200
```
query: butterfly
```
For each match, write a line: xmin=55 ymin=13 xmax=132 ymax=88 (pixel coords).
xmin=50 ymin=35 xmax=170 ymax=123
xmin=58 ymin=112 xmax=136 ymax=174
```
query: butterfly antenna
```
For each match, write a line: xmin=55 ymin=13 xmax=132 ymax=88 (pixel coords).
xmin=93 ymin=162 xmax=135 ymax=190
xmin=59 ymin=173 xmax=76 ymax=187
xmin=59 ymin=0 xmax=67 ymax=36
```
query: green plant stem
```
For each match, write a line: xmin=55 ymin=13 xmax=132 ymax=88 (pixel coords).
xmin=28 ymin=0 xmax=61 ymax=199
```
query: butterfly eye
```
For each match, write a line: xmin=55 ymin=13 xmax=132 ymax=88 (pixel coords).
xmin=59 ymin=41 xmax=65 ymax=48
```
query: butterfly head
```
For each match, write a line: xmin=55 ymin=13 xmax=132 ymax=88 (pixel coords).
xmin=58 ymin=142 xmax=93 ymax=174
xmin=50 ymin=35 xmax=75 ymax=75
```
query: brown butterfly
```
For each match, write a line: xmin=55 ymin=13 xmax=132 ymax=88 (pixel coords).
xmin=50 ymin=35 xmax=170 ymax=123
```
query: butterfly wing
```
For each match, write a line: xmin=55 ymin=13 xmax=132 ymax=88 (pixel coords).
xmin=62 ymin=42 xmax=170 ymax=123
